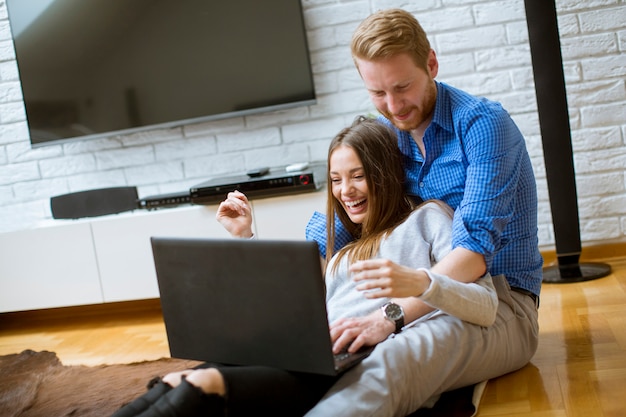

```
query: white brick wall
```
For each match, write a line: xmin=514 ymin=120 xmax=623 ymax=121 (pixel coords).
xmin=0 ymin=0 xmax=625 ymax=252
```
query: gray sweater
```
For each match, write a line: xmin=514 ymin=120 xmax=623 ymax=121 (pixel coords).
xmin=325 ymin=201 xmax=498 ymax=328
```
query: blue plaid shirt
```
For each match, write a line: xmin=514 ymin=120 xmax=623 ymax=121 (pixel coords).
xmin=306 ymin=81 xmax=543 ymax=296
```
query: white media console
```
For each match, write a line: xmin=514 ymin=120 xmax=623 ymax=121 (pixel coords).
xmin=0 ymin=189 xmax=326 ymax=313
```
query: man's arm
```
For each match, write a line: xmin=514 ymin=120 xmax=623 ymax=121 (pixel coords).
xmin=366 ymin=247 xmax=486 ymax=317
xmin=431 ymin=247 xmax=487 ymax=283
xmin=353 ymin=247 xmax=485 ymax=298
xmin=334 ymin=248 xmax=487 ymax=353
xmin=399 ymin=246 xmax=487 ymax=322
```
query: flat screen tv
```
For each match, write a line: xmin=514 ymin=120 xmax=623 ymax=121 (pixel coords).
xmin=7 ymin=0 xmax=316 ymax=146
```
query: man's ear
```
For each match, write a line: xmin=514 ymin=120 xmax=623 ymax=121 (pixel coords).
xmin=427 ymin=49 xmax=439 ymax=78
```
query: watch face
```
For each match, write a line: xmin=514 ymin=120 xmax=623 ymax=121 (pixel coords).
xmin=385 ymin=303 xmax=403 ymax=320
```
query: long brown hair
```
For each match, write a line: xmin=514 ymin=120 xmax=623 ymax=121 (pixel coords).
xmin=326 ymin=116 xmax=414 ymax=272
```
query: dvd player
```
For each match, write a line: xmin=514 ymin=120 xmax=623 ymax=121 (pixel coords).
xmin=190 ymin=167 xmax=322 ymax=205
xmin=137 ymin=191 xmax=192 ymax=210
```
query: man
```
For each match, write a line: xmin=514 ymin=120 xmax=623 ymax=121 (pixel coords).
xmin=304 ymin=8 xmax=543 ymax=416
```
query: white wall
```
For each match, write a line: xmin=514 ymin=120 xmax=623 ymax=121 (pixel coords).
xmin=0 ymin=0 xmax=625 ymax=251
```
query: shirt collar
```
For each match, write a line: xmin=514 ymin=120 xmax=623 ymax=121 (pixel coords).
xmin=429 ymin=81 xmax=454 ymax=135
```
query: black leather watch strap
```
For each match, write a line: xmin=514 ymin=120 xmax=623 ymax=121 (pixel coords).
xmin=382 ymin=302 xmax=405 ymax=334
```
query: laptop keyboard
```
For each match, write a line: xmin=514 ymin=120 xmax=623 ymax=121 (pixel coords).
xmin=333 ymin=351 xmax=352 ymax=363
xmin=333 ymin=346 xmax=375 ymax=372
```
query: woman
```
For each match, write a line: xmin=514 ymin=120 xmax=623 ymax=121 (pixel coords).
xmin=112 ymin=116 xmax=497 ymax=417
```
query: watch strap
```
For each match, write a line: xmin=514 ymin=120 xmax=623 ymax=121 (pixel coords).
xmin=393 ymin=313 xmax=404 ymax=334
xmin=382 ymin=302 xmax=404 ymax=334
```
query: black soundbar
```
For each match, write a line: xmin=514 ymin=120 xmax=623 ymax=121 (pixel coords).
xmin=51 ymin=186 xmax=139 ymax=219
xmin=189 ymin=168 xmax=322 ymax=205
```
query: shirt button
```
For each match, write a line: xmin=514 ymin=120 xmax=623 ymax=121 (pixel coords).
xmin=419 ymin=182 xmax=425 ymax=187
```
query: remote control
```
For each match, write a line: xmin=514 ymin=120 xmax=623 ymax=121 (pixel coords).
xmin=246 ymin=167 xmax=270 ymax=178
xmin=285 ymin=162 xmax=309 ymax=172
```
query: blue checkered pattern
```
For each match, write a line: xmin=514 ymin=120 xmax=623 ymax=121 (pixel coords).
xmin=305 ymin=211 xmax=354 ymax=258
xmin=305 ymin=81 xmax=543 ymax=296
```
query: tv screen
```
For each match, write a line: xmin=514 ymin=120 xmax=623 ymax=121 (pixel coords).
xmin=7 ymin=0 xmax=316 ymax=146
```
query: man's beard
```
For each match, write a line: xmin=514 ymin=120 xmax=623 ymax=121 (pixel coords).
xmin=380 ymin=81 xmax=436 ymax=132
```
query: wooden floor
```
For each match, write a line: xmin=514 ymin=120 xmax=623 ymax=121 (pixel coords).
xmin=1 ymin=253 xmax=625 ymax=417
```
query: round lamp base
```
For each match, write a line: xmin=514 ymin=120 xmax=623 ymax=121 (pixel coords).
xmin=542 ymin=262 xmax=612 ymax=283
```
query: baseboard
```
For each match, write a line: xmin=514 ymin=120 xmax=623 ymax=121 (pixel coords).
xmin=0 ymin=298 xmax=162 ymax=327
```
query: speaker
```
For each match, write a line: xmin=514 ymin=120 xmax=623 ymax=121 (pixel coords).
xmin=51 ymin=186 xmax=139 ymax=219
xmin=524 ymin=0 xmax=610 ymax=282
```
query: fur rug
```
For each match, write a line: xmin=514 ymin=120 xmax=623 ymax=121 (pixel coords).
xmin=0 ymin=350 xmax=484 ymax=417
xmin=0 ymin=350 xmax=202 ymax=417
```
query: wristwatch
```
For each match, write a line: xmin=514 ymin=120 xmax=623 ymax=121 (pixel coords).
xmin=381 ymin=302 xmax=405 ymax=334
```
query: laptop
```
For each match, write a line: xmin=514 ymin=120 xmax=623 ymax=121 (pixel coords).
xmin=150 ymin=237 xmax=373 ymax=376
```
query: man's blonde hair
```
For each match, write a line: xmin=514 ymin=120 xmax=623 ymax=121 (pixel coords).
xmin=351 ymin=8 xmax=431 ymax=71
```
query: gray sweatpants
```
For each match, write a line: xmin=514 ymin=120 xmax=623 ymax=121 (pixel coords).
xmin=305 ymin=275 xmax=539 ymax=417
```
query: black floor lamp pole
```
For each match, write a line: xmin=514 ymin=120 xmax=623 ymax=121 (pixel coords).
xmin=523 ymin=0 xmax=611 ymax=283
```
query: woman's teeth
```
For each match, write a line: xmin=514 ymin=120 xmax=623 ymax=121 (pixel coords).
xmin=345 ymin=199 xmax=365 ymax=208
